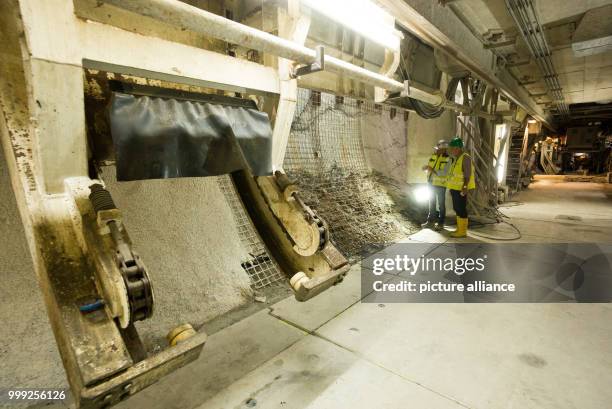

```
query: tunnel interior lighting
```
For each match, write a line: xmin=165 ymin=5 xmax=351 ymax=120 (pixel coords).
xmin=301 ymin=0 xmax=401 ymax=51
xmin=413 ymin=185 xmax=432 ymax=203
xmin=495 ymin=124 xmax=509 ymax=182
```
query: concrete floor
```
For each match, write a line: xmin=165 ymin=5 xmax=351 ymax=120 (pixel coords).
xmin=115 ymin=179 xmax=612 ymax=409
xmin=1 ymin=179 xmax=610 ymax=409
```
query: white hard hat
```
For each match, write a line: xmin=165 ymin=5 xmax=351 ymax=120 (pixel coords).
xmin=436 ymin=139 xmax=449 ymax=149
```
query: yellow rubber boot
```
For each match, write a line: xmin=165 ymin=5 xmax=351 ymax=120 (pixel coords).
xmin=461 ymin=217 xmax=469 ymax=238
xmin=450 ymin=217 xmax=468 ymax=238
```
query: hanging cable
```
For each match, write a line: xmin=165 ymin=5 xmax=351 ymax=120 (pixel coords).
xmin=394 ymin=44 xmax=461 ymax=119
xmin=403 ymin=77 xmax=461 ymax=119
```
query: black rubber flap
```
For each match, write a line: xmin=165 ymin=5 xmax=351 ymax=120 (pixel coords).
xmin=109 ymin=92 xmax=273 ymax=181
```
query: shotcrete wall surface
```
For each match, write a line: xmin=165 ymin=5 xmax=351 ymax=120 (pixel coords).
xmin=0 ymin=144 xmax=67 ymax=391
xmin=406 ymin=110 xmax=457 ymax=184
xmin=361 ymin=110 xmax=409 ymax=184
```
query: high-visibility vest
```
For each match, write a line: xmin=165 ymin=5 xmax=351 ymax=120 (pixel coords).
xmin=428 ymin=154 xmax=450 ymax=187
xmin=447 ymin=152 xmax=476 ymax=191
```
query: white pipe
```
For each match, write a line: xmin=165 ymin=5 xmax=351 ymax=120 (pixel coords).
xmin=101 ymin=0 xmax=470 ymax=111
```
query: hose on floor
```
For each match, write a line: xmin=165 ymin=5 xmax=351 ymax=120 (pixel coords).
xmin=469 ymin=220 xmax=522 ymax=241
xmin=468 ymin=207 xmax=522 ymax=241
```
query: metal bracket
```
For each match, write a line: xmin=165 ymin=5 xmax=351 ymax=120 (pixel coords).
xmin=292 ymin=45 xmax=325 ymax=78
xmin=400 ymin=79 xmax=411 ymax=97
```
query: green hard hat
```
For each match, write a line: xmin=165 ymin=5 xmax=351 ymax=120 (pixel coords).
xmin=449 ymin=137 xmax=464 ymax=148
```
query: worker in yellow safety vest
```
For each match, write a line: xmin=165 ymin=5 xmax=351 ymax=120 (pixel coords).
xmin=447 ymin=137 xmax=475 ymax=238
xmin=421 ymin=139 xmax=451 ymax=231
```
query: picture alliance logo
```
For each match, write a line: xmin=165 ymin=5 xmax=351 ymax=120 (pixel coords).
xmin=371 ymin=254 xmax=488 ymax=276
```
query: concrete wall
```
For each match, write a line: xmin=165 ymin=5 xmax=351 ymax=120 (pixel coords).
xmin=406 ymin=110 xmax=457 ymax=184
xmin=359 ymin=107 xmax=457 ymax=186
xmin=362 ymin=111 xmax=408 ymax=183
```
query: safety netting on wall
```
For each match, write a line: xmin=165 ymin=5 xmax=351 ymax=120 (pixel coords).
xmin=218 ymin=175 xmax=285 ymax=289
xmin=284 ymin=89 xmax=417 ymax=259
xmin=219 ymin=88 xmax=418 ymax=288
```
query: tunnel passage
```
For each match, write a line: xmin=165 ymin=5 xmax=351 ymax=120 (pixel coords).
xmin=283 ymin=89 xmax=418 ymax=259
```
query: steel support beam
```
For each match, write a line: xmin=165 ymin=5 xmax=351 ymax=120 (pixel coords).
xmin=101 ymin=0 xmax=481 ymax=115
xmin=272 ymin=0 xmax=310 ymax=170
xmin=375 ymin=0 xmax=553 ymax=130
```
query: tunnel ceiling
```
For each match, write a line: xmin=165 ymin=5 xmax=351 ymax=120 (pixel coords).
xmin=448 ymin=0 xmax=612 ymax=127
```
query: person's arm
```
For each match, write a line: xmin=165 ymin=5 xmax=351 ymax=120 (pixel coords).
xmin=422 ymin=155 xmax=436 ymax=173
xmin=461 ymin=155 xmax=472 ymax=195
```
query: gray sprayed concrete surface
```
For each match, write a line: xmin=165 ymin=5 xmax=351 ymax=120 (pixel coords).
xmin=0 ymin=144 xmax=68 ymax=392
xmin=361 ymin=110 xmax=408 ymax=184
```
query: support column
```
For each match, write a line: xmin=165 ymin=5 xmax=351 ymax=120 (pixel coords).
xmin=19 ymin=0 xmax=88 ymax=194
xmin=272 ymin=1 xmax=310 ymax=170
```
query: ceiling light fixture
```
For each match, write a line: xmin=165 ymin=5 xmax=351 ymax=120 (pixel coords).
xmin=301 ymin=0 xmax=401 ymax=51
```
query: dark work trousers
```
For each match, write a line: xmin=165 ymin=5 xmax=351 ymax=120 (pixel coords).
xmin=427 ymin=185 xmax=447 ymax=224
xmin=450 ymin=189 xmax=468 ymax=218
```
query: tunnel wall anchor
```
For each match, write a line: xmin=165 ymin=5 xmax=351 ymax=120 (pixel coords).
xmin=291 ymin=45 xmax=325 ymax=78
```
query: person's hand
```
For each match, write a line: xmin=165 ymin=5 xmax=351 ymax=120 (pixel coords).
xmin=421 ymin=165 xmax=429 ymax=171
xmin=461 ymin=186 xmax=467 ymax=196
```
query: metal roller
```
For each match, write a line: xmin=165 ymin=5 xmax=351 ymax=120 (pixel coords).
xmin=89 ymin=184 xmax=154 ymax=324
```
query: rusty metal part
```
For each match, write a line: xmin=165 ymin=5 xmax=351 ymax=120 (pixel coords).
xmin=79 ymin=330 xmax=207 ymax=409
xmin=167 ymin=324 xmax=197 ymax=347
xmin=232 ymin=169 xmax=349 ymax=301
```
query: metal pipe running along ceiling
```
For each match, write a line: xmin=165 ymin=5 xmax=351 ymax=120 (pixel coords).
xmin=505 ymin=0 xmax=570 ymax=119
xmin=375 ymin=0 xmax=554 ymax=130
xmin=101 ymin=0 xmax=474 ymax=115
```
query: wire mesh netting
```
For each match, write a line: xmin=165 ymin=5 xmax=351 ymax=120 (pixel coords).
xmin=284 ymin=89 xmax=416 ymax=259
xmin=220 ymin=89 xmax=417 ymax=287
xmin=217 ymin=175 xmax=285 ymax=289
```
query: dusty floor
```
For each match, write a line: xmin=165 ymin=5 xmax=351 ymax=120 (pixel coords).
xmin=1 ymin=179 xmax=611 ymax=409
